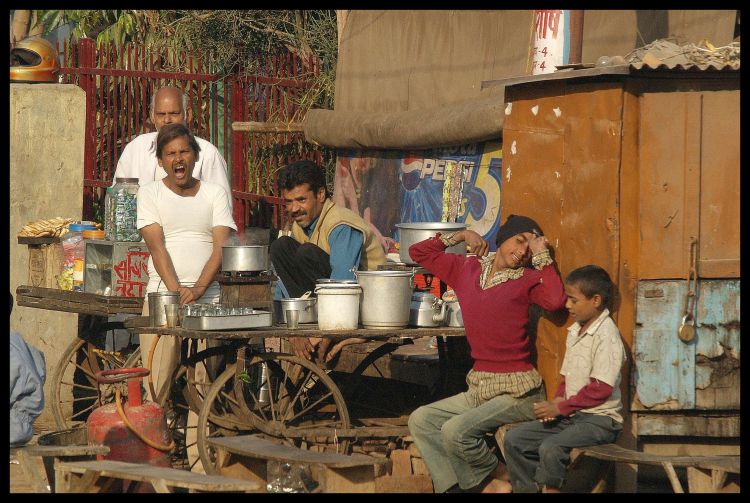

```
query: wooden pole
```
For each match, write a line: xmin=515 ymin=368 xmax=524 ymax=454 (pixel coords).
xmin=232 ymin=121 xmax=304 ymax=133
xmin=568 ymin=10 xmax=585 ymax=65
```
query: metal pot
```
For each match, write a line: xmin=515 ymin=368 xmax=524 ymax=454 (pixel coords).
xmin=222 ymin=245 xmax=268 ymax=272
xmin=395 ymin=222 xmax=468 ymax=265
xmin=148 ymin=291 xmax=180 ymax=327
xmin=355 ymin=270 xmax=414 ymax=329
xmin=273 ymin=297 xmax=317 ymax=325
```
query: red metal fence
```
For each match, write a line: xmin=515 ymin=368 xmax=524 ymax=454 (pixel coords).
xmin=58 ymin=38 xmax=333 ymax=233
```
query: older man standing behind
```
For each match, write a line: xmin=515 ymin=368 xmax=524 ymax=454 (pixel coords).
xmin=113 ymin=85 xmax=231 ymax=199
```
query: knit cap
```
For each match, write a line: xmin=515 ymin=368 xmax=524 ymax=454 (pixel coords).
xmin=495 ymin=214 xmax=543 ymax=247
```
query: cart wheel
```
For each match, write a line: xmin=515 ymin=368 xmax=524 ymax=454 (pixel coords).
xmin=236 ymin=353 xmax=351 ymax=455
xmin=197 ymin=364 xmax=258 ymax=475
xmin=51 ymin=338 xmax=139 ymax=430
xmin=181 ymin=338 xmax=238 ymax=418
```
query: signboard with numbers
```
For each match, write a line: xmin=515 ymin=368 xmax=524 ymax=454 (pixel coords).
xmin=531 ymin=10 xmax=571 ymax=75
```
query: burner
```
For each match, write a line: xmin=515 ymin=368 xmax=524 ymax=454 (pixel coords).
xmin=221 ymin=270 xmax=265 ymax=278
xmin=216 ymin=270 xmax=276 ymax=285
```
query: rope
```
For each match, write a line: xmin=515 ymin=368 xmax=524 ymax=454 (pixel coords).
xmin=115 ymin=387 xmax=175 ymax=452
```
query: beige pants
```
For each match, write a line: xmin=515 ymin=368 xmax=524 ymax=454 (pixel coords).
xmin=140 ymin=301 xmax=206 ymax=473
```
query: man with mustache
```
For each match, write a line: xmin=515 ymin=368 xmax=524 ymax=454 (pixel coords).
xmin=270 ymin=160 xmax=386 ymax=360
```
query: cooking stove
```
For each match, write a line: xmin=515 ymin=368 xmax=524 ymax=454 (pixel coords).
xmin=378 ymin=263 xmax=441 ymax=296
xmin=215 ymin=270 xmax=276 ymax=311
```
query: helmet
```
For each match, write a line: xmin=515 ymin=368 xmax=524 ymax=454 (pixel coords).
xmin=10 ymin=36 xmax=61 ymax=83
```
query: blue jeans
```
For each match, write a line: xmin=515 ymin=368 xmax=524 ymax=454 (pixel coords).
xmin=503 ymin=412 xmax=623 ymax=492
xmin=408 ymin=386 xmax=545 ymax=492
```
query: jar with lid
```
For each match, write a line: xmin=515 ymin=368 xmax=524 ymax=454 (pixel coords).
xmin=105 ymin=177 xmax=140 ymax=241
xmin=59 ymin=222 xmax=97 ymax=291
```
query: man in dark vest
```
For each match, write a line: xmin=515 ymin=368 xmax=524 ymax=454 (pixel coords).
xmin=270 ymin=160 xmax=386 ymax=360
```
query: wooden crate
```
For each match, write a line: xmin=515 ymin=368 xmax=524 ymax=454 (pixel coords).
xmin=21 ymin=237 xmax=63 ymax=289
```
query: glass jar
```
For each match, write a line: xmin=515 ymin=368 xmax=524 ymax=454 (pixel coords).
xmin=105 ymin=177 xmax=140 ymax=241
xmin=59 ymin=222 xmax=97 ymax=291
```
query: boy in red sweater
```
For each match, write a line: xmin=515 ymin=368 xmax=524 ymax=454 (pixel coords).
xmin=502 ymin=265 xmax=626 ymax=493
xmin=407 ymin=215 xmax=567 ymax=493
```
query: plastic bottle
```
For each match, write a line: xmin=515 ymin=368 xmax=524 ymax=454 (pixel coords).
xmin=59 ymin=222 xmax=96 ymax=291
xmin=105 ymin=178 xmax=140 ymax=241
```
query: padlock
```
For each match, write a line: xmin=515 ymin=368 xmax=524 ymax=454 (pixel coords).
xmin=678 ymin=313 xmax=695 ymax=343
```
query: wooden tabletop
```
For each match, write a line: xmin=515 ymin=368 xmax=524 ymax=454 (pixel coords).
xmin=15 ymin=285 xmax=144 ymax=316
xmin=125 ymin=315 xmax=464 ymax=341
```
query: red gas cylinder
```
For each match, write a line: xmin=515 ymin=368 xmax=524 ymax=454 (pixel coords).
xmin=87 ymin=367 xmax=173 ymax=467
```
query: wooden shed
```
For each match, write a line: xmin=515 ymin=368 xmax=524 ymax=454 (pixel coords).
xmin=488 ymin=63 xmax=739 ymax=469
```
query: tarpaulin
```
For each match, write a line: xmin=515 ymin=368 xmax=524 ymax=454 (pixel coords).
xmin=304 ymin=92 xmax=505 ymax=149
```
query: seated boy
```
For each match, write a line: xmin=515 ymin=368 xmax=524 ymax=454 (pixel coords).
xmin=502 ymin=265 xmax=626 ymax=493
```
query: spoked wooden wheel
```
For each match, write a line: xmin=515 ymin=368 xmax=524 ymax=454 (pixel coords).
xmin=51 ymin=337 xmax=139 ymax=430
xmin=237 ymin=353 xmax=351 ymax=453
xmin=159 ymin=339 xmax=238 ymax=471
xmin=197 ymin=364 xmax=258 ymax=475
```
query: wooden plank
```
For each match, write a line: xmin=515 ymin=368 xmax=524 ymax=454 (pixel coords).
xmin=15 ymin=285 xmax=144 ymax=316
xmin=23 ymin=444 xmax=109 ymax=458
xmin=18 ymin=236 xmax=61 ymax=245
xmin=577 ymin=443 xmax=738 ymax=470
xmin=375 ymin=474 xmax=433 ymax=493
xmin=207 ymin=435 xmax=387 ymax=469
xmin=127 ymin=324 xmax=464 ymax=341
xmin=232 ymin=121 xmax=304 ymax=133
xmin=698 ymin=91 xmax=740 ymax=278
xmin=55 ymin=460 xmax=260 ymax=492
xmin=389 ymin=449 xmax=412 ymax=477
xmin=636 ymin=413 xmax=740 ymax=437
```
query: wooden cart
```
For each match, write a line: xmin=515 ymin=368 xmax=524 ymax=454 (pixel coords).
xmin=125 ymin=322 xmax=467 ymax=481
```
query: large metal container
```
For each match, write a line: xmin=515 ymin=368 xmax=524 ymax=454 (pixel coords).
xmin=355 ymin=270 xmax=414 ymax=329
xmin=395 ymin=222 xmax=468 ymax=265
xmin=315 ymin=283 xmax=362 ymax=330
xmin=147 ymin=291 xmax=180 ymax=327
xmin=222 ymin=245 xmax=269 ymax=272
xmin=273 ymin=297 xmax=317 ymax=325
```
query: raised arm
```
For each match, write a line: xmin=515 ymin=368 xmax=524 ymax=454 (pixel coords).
xmin=408 ymin=230 xmax=481 ymax=286
xmin=527 ymin=235 xmax=567 ymax=312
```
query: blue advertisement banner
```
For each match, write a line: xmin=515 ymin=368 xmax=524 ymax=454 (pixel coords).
xmin=333 ymin=141 xmax=504 ymax=252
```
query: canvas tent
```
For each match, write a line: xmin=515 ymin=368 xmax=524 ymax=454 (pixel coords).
xmin=303 ymin=10 xmax=737 ymax=148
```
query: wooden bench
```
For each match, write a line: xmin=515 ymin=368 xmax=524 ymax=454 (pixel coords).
xmin=494 ymin=423 xmax=740 ymax=493
xmin=206 ymin=434 xmax=389 ymax=493
xmin=11 ymin=443 xmax=110 ymax=493
xmin=571 ymin=443 xmax=739 ymax=493
xmin=54 ymin=459 xmax=261 ymax=493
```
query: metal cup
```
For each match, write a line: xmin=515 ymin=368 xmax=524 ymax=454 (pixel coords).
xmin=164 ymin=303 xmax=180 ymax=328
xmin=286 ymin=309 xmax=299 ymax=330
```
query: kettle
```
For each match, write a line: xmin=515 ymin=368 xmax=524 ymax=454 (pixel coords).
xmin=432 ymin=291 xmax=464 ymax=327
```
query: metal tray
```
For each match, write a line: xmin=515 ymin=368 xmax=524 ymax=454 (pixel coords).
xmin=181 ymin=310 xmax=273 ymax=330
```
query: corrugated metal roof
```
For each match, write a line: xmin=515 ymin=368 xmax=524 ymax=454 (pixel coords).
xmin=629 ymin=61 xmax=740 ymax=71
xmin=481 ymin=62 xmax=738 ymax=90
